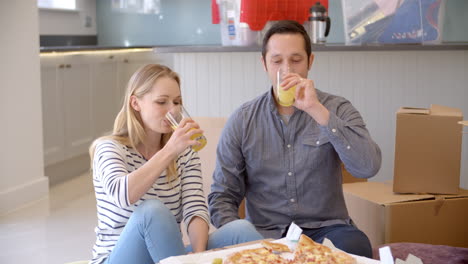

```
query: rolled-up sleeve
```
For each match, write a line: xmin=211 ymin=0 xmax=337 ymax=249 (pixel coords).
xmin=320 ymin=99 xmax=382 ymax=178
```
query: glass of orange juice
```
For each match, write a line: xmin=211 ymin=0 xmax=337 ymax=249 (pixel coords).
xmin=276 ymin=68 xmax=296 ymax=107
xmin=165 ymin=105 xmax=207 ymax=152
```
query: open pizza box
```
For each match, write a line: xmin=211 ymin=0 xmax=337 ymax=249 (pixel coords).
xmin=159 ymin=237 xmax=393 ymax=264
xmin=159 ymin=237 xmax=426 ymax=264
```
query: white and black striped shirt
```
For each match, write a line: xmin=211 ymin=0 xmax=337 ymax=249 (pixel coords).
xmin=90 ymin=139 xmax=209 ymax=264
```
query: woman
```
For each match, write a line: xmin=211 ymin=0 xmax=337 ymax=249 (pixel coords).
xmin=89 ymin=64 xmax=263 ymax=264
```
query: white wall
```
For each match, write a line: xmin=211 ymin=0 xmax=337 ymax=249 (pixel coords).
xmin=0 ymin=1 xmax=48 ymax=214
xmin=173 ymin=50 xmax=468 ymax=189
xmin=39 ymin=0 xmax=97 ymax=35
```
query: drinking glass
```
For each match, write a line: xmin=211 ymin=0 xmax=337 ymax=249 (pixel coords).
xmin=165 ymin=105 xmax=207 ymax=152
xmin=276 ymin=68 xmax=296 ymax=107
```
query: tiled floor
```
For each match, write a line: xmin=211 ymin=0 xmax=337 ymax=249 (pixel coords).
xmin=0 ymin=173 xmax=97 ymax=264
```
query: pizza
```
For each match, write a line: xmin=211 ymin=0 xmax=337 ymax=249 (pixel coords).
xmin=261 ymin=241 xmax=292 ymax=253
xmin=223 ymin=235 xmax=357 ymax=264
xmin=293 ymin=235 xmax=356 ymax=264
xmin=223 ymin=247 xmax=291 ymax=264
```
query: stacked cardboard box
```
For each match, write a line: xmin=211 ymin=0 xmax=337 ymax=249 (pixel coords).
xmin=344 ymin=105 xmax=467 ymax=248
xmin=344 ymin=181 xmax=468 ymax=248
xmin=393 ymin=105 xmax=463 ymax=194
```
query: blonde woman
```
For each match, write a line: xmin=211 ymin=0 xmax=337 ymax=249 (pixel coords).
xmin=89 ymin=64 xmax=262 ymax=264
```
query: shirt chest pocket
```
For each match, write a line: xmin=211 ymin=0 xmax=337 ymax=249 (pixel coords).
xmin=299 ymin=134 xmax=332 ymax=169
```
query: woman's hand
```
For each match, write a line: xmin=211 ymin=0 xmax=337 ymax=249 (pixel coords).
xmin=164 ymin=118 xmax=204 ymax=157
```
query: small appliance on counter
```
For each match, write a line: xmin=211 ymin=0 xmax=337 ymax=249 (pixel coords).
xmin=308 ymin=2 xmax=331 ymax=44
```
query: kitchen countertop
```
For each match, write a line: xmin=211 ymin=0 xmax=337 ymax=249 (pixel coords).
xmin=39 ymin=43 xmax=468 ymax=54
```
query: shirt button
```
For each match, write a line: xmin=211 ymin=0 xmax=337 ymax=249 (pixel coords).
xmin=290 ymin=199 xmax=295 ymax=203
xmin=288 ymin=172 xmax=292 ymax=176
xmin=347 ymin=145 xmax=351 ymax=150
xmin=287 ymin=144 xmax=291 ymax=148
xmin=316 ymin=140 xmax=320 ymax=145
xmin=332 ymin=128 xmax=337 ymax=133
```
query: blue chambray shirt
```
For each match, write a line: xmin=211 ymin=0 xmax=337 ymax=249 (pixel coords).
xmin=208 ymin=88 xmax=381 ymax=239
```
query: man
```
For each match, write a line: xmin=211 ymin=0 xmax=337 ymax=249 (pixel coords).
xmin=208 ymin=20 xmax=381 ymax=258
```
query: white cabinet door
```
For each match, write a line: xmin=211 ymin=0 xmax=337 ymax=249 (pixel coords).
xmin=41 ymin=56 xmax=66 ymax=166
xmin=41 ymin=50 xmax=168 ymax=167
xmin=117 ymin=59 xmax=145 ymax=97
xmin=62 ymin=56 xmax=93 ymax=159
xmin=92 ymin=54 xmax=120 ymax=137
xmin=117 ymin=51 xmax=166 ymax=100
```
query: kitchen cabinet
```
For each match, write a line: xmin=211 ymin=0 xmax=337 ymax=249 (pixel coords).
xmin=41 ymin=56 xmax=66 ymax=165
xmin=62 ymin=55 xmax=94 ymax=159
xmin=40 ymin=50 xmax=167 ymax=168
xmin=92 ymin=54 xmax=121 ymax=138
xmin=41 ymin=54 xmax=93 ymax=165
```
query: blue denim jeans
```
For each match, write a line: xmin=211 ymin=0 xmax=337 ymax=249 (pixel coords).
xmin=104 ymin=200 xmax=263 ymax=264
xmin=301 ymin=224 xmax=373 ymax=258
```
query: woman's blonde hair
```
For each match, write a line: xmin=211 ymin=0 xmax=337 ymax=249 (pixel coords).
xmin=89 ymin=64 xmax=180 ymax=179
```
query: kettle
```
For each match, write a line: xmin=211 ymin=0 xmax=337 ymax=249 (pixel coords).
xmin=308 ymin=2 xmax=331 ymax=44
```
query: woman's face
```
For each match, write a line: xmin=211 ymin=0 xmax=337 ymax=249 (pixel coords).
xmin=131 ymin=76 xmax=181 ymax=135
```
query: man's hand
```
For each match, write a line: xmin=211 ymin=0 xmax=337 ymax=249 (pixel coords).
xmin=280 ymin=73 xmax=330 ymax=126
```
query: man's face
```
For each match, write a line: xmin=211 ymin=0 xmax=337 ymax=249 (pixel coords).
xmin=262 ymin=33 xmax=313 ymax=93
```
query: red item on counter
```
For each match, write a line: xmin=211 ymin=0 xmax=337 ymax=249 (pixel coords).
xmin=212 ymin=0 xmax=221 ymax=24
xmin=212 ymin=0 xmax=328 ymax=31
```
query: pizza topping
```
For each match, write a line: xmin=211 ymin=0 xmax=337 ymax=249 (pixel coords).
xmin=261 ymin=241 xmax=292 ymax=253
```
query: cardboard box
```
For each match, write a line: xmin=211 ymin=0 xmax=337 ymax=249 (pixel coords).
xmin=342 ymin=163 xmax=367 ymax=184
xmin=344 ymin=182 xmax=468 ymax=248
xmin=393 ymin=104 xmax=463 ymax=194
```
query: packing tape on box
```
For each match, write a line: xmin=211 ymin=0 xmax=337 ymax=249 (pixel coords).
xmin=433 ymin=196 xmax=445 ymax=216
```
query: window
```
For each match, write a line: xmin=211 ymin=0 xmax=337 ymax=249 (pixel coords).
xmin=38 ymin=0 xmax=76 ymax=10
xmin=112 ymin=0 xmax=161 ymax=14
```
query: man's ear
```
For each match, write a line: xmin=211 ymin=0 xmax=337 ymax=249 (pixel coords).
xmin=308 ymin=53 xmax=314 ymax=70
xmin=130 ymin=95 xmax=140 ymax=112
xmin=261 ymin=56 xmax=267 ymax=72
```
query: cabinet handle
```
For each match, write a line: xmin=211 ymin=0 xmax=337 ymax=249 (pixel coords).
xmin=108 ymin=55 xmax=114 ymax=59
xmin=58 ymin=64 xmax=65 ymax=69
xmin=66 ymin=64 xmax=71 ymax=68
xmin=123 ymin=59 xmax=129 ymax=63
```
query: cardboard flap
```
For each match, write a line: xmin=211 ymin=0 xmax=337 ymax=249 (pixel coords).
xmin=343 ymin=182 xmax=434 ymax=205
xmin=397 ymin=107 xmax=429 ymax=115
xmin=430 ymin=104 xmax=463 ymax=117
xmin=344 ymin=182 xmax=468 ymax=205
xmin=439 ymin=188 xmax=468 ymax=199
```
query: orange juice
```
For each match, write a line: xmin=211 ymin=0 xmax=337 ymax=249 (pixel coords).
xmin=166 ymin=106 xmax=207 ymax=152
xmin=277 ymin=85 xmax=296 ymax=107
xmin=190 ymin=131 xmax=207 ymax=152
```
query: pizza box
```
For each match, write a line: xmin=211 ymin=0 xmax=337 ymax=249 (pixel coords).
xmin=159 ymin=238 xmax=381 ymax=264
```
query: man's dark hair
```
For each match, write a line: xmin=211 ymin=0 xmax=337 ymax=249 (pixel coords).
xmin=261 ymin=20 xmax=312 ymax=64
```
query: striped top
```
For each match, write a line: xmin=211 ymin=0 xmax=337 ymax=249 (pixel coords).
xmin=90 ymin=139 xmax=209 ymax=264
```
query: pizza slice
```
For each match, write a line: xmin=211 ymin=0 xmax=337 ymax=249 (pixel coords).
xmin=293 ymin=234 xmax=356 ymax=264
